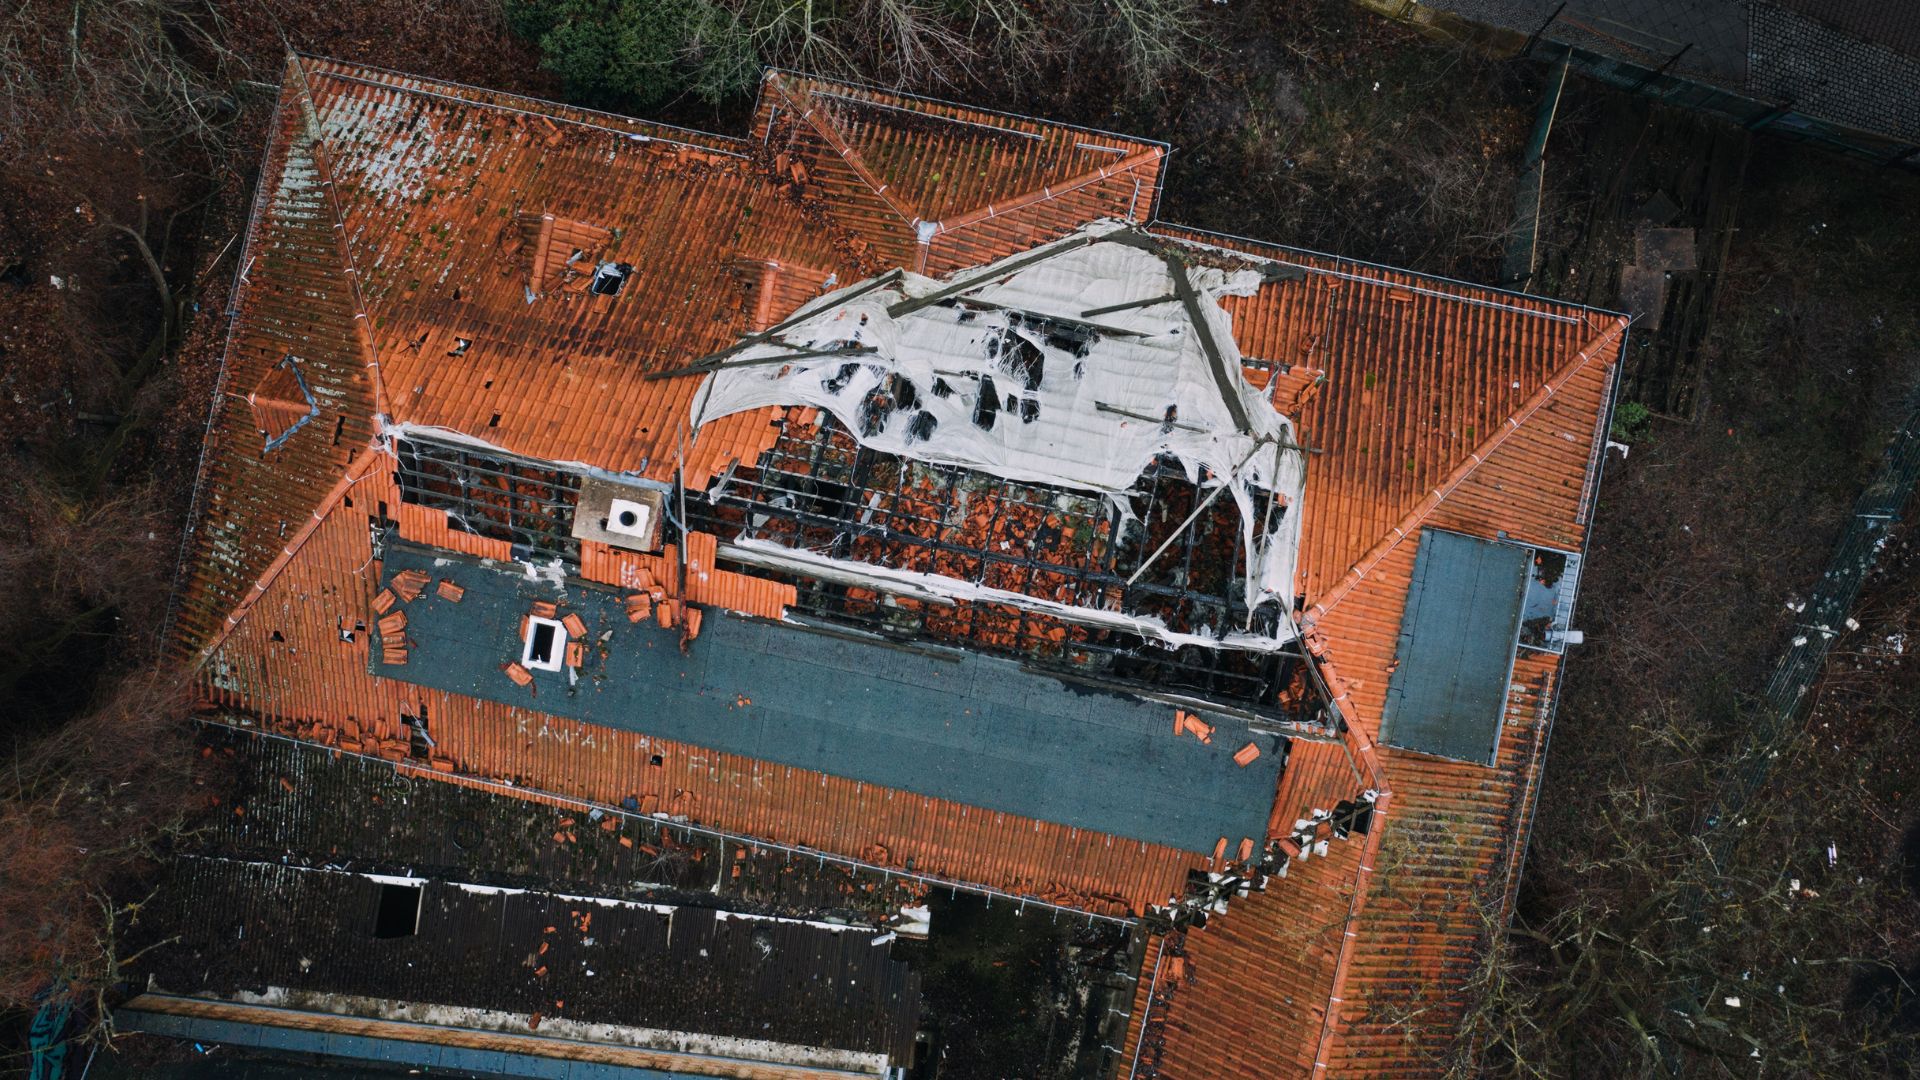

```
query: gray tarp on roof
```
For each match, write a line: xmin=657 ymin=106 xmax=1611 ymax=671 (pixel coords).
xmin=1379 ymin=529 xmax=1529 ymax=766
xmin=373 ymin=543 xmax=1284 ymax=855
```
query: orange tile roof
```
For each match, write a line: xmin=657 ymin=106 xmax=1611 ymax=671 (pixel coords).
xmin=175 ymin=55 xmax=1625 ymax=1077
xmin=1117 ymin=229 xmax=1624 ymax=1076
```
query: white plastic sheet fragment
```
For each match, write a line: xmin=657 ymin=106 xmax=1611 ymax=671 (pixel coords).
xmin=691 ymin=223 xmax=1306 ymax=644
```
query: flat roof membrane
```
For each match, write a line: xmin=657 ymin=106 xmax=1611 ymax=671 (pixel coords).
xmin=373 ymin=545 xmax=1284 ymax=854
xmin=1379 ymin=529 xmax=1529 ymax=765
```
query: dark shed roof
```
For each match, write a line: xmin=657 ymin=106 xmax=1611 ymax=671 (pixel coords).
xmin=1379 ymin=530 xmax=1528 ymax=765
xmin=129 ymin=857 xmax=921 ymax=1062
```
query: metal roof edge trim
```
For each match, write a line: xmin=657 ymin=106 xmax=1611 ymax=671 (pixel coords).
xmin=117 ymin=994 xmax=883 ymax=1079
xmin=1148 ymin=220 xmax=1633 ymax=324
xmin=1494 ymin=329 xmax=1628 ymax=918
xmin=163 ymin=61 xmax=296 ymax=654
xmin=294 ymin=51 xmax=750 ymax=151
xmin=756 ymin=68 xmax=1174 ymax=153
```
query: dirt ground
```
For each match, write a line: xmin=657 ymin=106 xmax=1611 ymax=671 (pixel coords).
xmin=1512 ymin=80 xmax=1920 ymax=1073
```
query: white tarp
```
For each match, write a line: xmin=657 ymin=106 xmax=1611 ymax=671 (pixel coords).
xmin=691 ymin=223 xmax=1305 ymax=646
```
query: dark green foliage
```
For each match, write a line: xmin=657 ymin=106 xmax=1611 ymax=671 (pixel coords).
xmin=506 ymin=0 xmax=701 ymax=111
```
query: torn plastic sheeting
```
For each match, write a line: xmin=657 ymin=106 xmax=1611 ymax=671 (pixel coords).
xmin=692 ymin=222 xmax=1306 ymax=617
xmin=380 ymin=420 xmax=676 ymax=494
xmin=724 ymin=536 xmax=1298 ymax=652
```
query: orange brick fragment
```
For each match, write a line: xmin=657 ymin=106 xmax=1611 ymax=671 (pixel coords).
xmin=561 ymin=612 xmax=588 ymax=638
xmin=435 ymin=579 xmax=465 ymax=602
xmin=1233 ymin=742 xmax=1261 ymax=767
xmin=618 ymin=835 xmax=633 ymax=848
xmin=391 ymin=568 xmax=429 ymax=601
xmin=1177 ymin=711 xmax=1215 ymax=744
xmin=503 ymin=662 xmax=534 ymax=687
xmin=625 ymin=593 xmax=652 ymax=622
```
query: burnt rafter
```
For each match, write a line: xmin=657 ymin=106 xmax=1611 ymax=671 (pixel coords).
xmin=689 ymin=413 xmax=1324 ymax=724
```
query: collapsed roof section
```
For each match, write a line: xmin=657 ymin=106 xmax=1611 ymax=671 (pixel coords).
xmin=690 ymin=223 xmax=1306 ymax=650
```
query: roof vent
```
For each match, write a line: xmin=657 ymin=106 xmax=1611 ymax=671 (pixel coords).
xmin=571 ymin=478 xmax=665 ymax=553
xmin=606 ymin=497 xmax=652 ymax=540
xmin=522 ymin=615 xmax=568 ymax=673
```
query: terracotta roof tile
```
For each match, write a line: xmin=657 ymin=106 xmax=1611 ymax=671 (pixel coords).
xmin=176 ymin=56 xmax=1628 ymax=1075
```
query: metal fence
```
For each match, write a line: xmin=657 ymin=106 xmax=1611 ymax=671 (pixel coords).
xmin=1698 ymin=391 xmax=1920 ymax=848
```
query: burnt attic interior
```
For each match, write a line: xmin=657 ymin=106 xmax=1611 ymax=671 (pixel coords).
xmin=139 ymin=56 xmax=1628 ymax=1080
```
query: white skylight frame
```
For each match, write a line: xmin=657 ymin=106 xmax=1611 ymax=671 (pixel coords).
xmin=521 ymin=615 xmax=569 ymax=672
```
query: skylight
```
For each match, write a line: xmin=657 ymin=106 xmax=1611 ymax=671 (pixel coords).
xmin=522 ymin=615 xmax=568 ymax=672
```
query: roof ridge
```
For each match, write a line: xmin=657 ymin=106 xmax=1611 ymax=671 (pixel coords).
xmin=920 ymin=146 xmax=1164 ymax=253
xmin=766 ymin=74 xmax=923 ymax=233
xmin=1301 ymin=311 xmax=1627 ymax=625
xmin=286 ymin=54 xmax=393 ymax=425
xmin=194 ymin=449 xmax=383 ymax=665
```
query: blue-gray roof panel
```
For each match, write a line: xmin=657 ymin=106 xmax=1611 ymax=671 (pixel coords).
xmin=373 ymin=544 xmax=1284 ymax=854
xmin=1379 ymin=530 xmax=1529 ymax=765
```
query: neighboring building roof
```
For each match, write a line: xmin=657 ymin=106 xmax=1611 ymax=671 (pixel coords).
xmin=1769 ymin=0 xmax=1920 ymax=58
xmin=129 ymin=857 xmax=921 ymax=1069
xmin=1417 ymin=0 xmax=1920 ymax=146
xmin=173 ymin=55 xmax=1627 ymax=1077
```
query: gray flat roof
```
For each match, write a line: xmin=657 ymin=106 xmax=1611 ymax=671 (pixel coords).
xmin=1380 ymin=529 xmax=1528 ymax=765
xmin=374 ymin=544 xmax=1284 ymax=854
